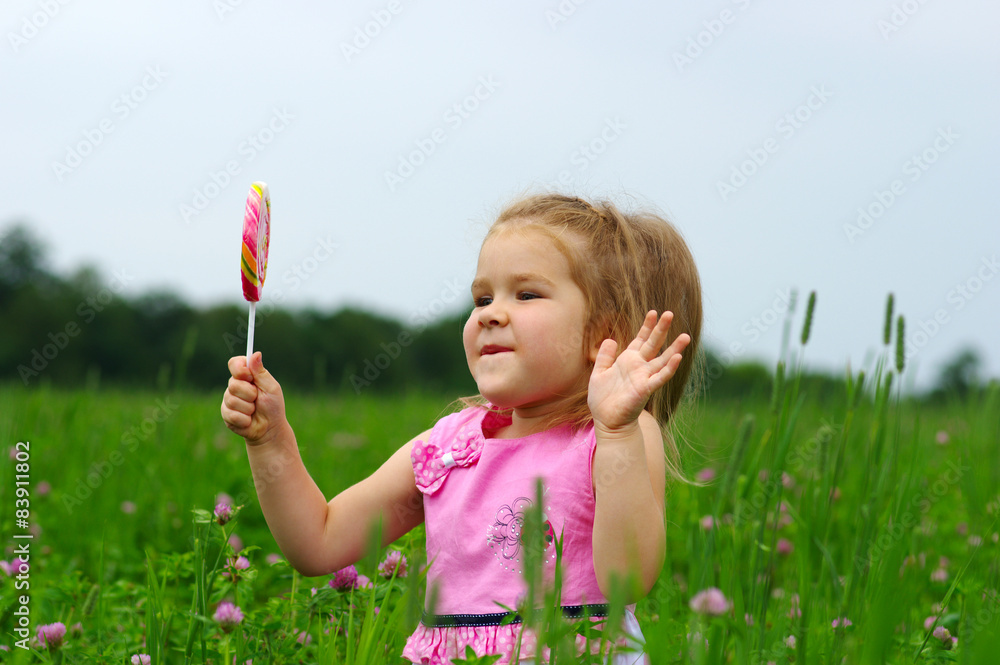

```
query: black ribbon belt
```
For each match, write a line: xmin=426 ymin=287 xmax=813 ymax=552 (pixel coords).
xmin=422 ymin=603 xmax=610 ymax=628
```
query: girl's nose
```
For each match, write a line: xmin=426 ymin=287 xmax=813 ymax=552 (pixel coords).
xmin=478 ymin=301 xmax=508 ymax=327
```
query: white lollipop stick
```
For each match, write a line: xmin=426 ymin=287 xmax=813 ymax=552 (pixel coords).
xmin=246 ymin=301 xmax=256 ymax=365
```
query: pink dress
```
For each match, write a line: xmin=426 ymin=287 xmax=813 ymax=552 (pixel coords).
xmin=402 ymin=406 xmax=647 ymax=665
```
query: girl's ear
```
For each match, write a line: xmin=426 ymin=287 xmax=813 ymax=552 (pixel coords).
xmin=585 ymin=320 xmax=610 ymax=364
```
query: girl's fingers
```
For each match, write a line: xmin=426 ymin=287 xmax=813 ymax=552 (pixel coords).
xmin=639 ymin=311 xmax=674 ymax=358
xmin=652 ymin=354 xmax=684 ymax=386
xmin=221 ymin=398 xmax=251 ymax=431
xmin=614 ymin=312 xmax=688 ymax=385
xmin=648 ymin=311 xmax=674 ymax=348
xmin=665 ymin=332 xmax=690 ymax=357
xmin=650 ymin=327 xmax=687 ymax=360
xmin=223 ymin=389 xmax=255 ymax=416
xmin=228 ymin=356 xmax=252 ymax=381
xmin=227 ymin=376 xmax=258 ymax=402
xmin=627 ymin=311 xmax=658 ymax=352
xmin=593 ymin=338 xmax=618 ymax=373
xmin=644 ymin=348 xmax=685 ymax=390
xmin=645 ymin=331 xmax=689 ymax=386
xmin=224 ymin=408 xmax=251 ymax=431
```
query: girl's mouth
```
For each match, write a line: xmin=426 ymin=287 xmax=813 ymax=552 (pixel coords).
xmin=481 ymin=345 xmax=512 ymax=355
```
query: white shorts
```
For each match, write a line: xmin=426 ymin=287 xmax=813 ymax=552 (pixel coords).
xmin=518 ymin=609 xmax=648 ymax=665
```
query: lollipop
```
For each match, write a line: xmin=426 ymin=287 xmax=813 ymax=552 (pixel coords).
xmin=240 ymin=182 xmax=270 ymax=364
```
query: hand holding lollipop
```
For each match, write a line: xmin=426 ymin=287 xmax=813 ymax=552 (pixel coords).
xmin=222 ymin=181 xmax=284 ymax=445
xmin=241 ymin=182 xmax=270 ymax=364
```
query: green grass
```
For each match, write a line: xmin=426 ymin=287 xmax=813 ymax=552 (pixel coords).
xmin=1 ymin=363 xmax=998 ymax=662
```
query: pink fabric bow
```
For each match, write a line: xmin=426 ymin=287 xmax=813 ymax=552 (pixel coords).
xmin=412 ymin=427 xmax=483 ymax=494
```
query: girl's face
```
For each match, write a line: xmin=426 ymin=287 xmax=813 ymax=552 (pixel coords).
xmin=463 ymin=228 xmax=597 ymax=413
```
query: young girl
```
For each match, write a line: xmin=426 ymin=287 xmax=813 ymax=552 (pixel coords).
xmin=221 ymin=193 xmax=703 ymax=664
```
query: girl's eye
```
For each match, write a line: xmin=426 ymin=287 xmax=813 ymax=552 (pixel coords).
xmin=518 ymin=292 xmax=539 ymax=301
xmin=474 ymin=296 xmax=493 ymax=307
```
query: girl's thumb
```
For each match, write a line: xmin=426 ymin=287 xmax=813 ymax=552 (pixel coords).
xmin=249 ymin=352 xmax=274 ymax=388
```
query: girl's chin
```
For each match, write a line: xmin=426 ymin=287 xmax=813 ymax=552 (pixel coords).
xmin=478 ymin=392 xmax=514 ymax=409
xmin=476 ymin=387 xmax=524 ymax=410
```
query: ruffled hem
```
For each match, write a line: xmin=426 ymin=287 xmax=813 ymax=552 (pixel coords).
xmin=402 ymin=611 xmax=646 ymax=665
xmin=402 ymin=623 xmax=520 ymax=665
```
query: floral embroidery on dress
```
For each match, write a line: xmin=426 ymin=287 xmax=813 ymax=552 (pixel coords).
xmin=487 ymin=497 xmax=556 ymax=572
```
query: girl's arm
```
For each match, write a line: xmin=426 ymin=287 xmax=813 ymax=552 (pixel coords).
xmin=588 ymin=311 xmax=689 ymax=599
xmin=591 ymin=411 xmax=666 ymax=598
xmin=222 ymin=353 xmax=426 ymax=577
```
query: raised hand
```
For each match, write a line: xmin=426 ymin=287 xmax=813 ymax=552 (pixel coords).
xmin=588 ymin=310 xmax=690 ymax=431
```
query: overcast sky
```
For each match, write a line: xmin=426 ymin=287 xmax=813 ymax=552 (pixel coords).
xmin=3 ymin=0 xmax=998 ymax=390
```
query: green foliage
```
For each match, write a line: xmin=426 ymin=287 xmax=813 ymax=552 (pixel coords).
xmin=3 ymin=230 xmax=998 ymax=663
xmin=1 ymin=228 xmax=990 ymax=406
xmin=0 ymin=223 xmax=471 ymax=394
xmin=0 ymin=370 xmax=996 ymax=663
xmin=800 ymin=291 xmax=816 ymax=346
xmin=0 ymin=224 xmax=52 ymax=292
xmin=928 ymin=347 xmax=985 ymax=402
xmin=883 ymin=293 xmax=895 ymax=347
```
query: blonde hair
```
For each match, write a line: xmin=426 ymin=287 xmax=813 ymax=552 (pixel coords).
xmin=463 ymin=192 xmax=703 ymax=477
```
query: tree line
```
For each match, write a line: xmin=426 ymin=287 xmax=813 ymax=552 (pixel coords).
xmin=0 ymin=224 xmax=986 ymax=402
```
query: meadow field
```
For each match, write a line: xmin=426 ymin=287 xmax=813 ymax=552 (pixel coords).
xmin=1 ymin=355 xmax=998 ymax=664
